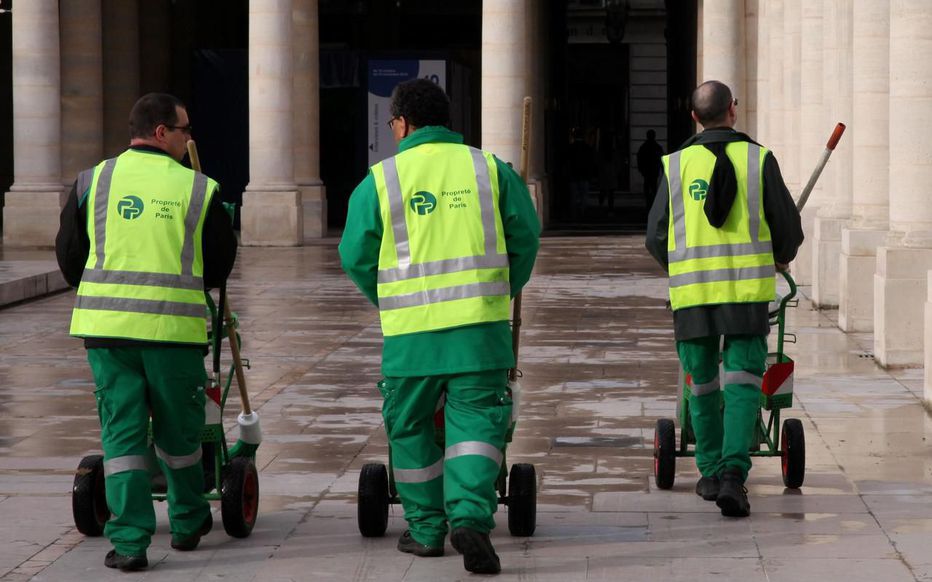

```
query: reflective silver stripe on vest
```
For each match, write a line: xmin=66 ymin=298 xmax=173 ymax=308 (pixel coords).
xmin=669 ymin=265 xmax=774 ymax=288
xmin=103 ymin=454 xmax=148 ymax=477
xmin=691 ymin=375 xmax=721 ymax=396
xmin=75 ymin=295 xmax=205 ymax=318
xmin=393 ymin=457 xmax=444 ymax=484
xmin=76 ymin=169 xmax=94 ymax=200
xmin=377 ymin=253 xmax=510 ymax=284
xmin=668 ymin=151 xmax=687 ymax=253
xmin=382 ymin=156 xmax=411 ymax=268
xmin=670 ymin=241 xmax=773 ymax=262
xmin=469 ymin=147 xmax=499 ymax=257
xmin=93 ymin=159 xmax=118 ymax=269
xmin=445 ymin=441 xmax=504 ymax=467
xmin=747 ymin=144 xmax=761 ymax=242
xmin=154 ymin=444 xmax=203 ymax=470
xmin=180 ymin=172 xmax=210 ymax=276
xmin=379 ymin=281 xmax=510 ymax=311
xmin=723 ymin=371 xmax=763 ymax=389
xmin=81 ymin=268 xmax=204 ymax=290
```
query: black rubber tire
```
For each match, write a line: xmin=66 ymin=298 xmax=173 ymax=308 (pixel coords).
xmin=358 ymin=463 xmax=390 ymax=537
xmin=221 ymin=457 xmax=259 ymax=538
xmin=73 ymin=454 xmax=109 ymax=536
xmin=507 ymin=463 xmax=537 ymax=537
xmin=654 ymin=418 xmax=677 ymax=490
xmin=781 ymin=418 xmax=806 ymax=489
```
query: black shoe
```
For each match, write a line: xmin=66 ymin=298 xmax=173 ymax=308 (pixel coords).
xmin=171 ymin=512 xmax=213 ymax=551
xmin=104 ymin=549 xmax=148 ymax=572
xmin=716 ymin=468 xmax=750 ymax=517
xmin=451 ymin=527 xmax=501 ymax=575
xmin=397 ymin=530 xmax=444 ymax=557
xmin=695 ymin=476 xmax=721 ymax=501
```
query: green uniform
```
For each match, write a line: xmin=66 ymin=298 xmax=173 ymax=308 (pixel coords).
xmin=71 ymin=149 xmax=218 ymax=557
xmin=340 ymin=126 xmax=540 ymax=547
xmin=662 ymin=140 xmax=775 ymax=482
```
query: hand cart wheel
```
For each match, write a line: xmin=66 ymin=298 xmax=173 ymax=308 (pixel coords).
xmin=358 ymin=463 xmax=390 ymax=537
xmin=781 ymin=418 xmax=805 ymax=489
xmin=73 ymin=454 xmax=109 ymax=536
xmin=506 ymin=463 xmax=537 ymax=537
xmin=221 ymin=456 xmax=259 ymax=538
xmin=654 ymin=418 xmax=676 ymax=489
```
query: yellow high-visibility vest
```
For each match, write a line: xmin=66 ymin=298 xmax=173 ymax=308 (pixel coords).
xmin=373 ymin=143 xmax=510 ymax=337
xmin=664 ymin=141 xmax=775 ymax=310
xmin=70 ymin=149 xmax=217 ymax=344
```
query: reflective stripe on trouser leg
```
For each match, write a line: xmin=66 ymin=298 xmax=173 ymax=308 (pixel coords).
xmin=676 ymin=338 xmax=724 ymax=478
xmin=443 ymin=369 xmax=512 ymax=534
xmin=87 ymin=348 xmax=156 ymax=557
xmin=143 ymin=347 xmax=211 ymax=540
xmin=380 ymin=375 xmax=447 ymax=547
xmin=721 ymin=334 xmax=768 ymax=482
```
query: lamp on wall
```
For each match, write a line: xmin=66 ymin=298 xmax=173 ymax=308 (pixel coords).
xmin=605 ymin=0 xmax=629 ymax=44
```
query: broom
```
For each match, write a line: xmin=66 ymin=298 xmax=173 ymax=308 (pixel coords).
xmin=187 ymin=139 xmax=262 ymax=459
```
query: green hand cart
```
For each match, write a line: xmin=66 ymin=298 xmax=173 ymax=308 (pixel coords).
xmin=652 ymin=270 xmax=806 ymax=490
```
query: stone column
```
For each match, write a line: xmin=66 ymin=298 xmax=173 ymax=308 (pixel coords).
xmin=876 ymin=0 xmax=932 ymax=367
xmin=293 ymin=0 xmax=326 ymax=240
xmin=481 ymin=0 xmax=529 ymax=167
xmin=102 ymin=0 xmax=140 ymax=157
xmin=744 ymin=0 xmax=759 ymax=137
xmin=838 ymin=0 xmax=889 ymax=331
xmin=766 ymin=0 xmax=784 ymax=164
xmin=755 ymin=0 xmax=768 ymax=142
xmin=526 ymin=0 xmax=547 ymax=225
xmin=794 ymin=0 xmax=824 ymax=286
xmin=812 ymin=0 xmax=853 ymax=308
xmin=242 ymin=0 xmax=302 ymax=246
xmin=702 ymin=0 xmax=746 ymax=130
xmin=3 ymin=0 xmax=62 ymax=246
xmin=782 ymin=0 xmax=801 ymax=194
xmin=60 ymin=0 xmax=104 ymax=186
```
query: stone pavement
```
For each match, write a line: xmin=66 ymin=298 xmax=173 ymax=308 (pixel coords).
xmin=0 ymin=236 xmax=930 ymax=581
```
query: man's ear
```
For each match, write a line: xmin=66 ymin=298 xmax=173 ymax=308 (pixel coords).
xmin=690 ymin=111 xmax=700 ymax=125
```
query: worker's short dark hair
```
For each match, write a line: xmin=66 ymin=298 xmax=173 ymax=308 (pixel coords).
xmin=691 ymin=81 xmax=733 ymax=126
xmin=390 ymin=79 xmax=450 ymax=129
xmin=129 ymin=93 xmax=185 ymax=139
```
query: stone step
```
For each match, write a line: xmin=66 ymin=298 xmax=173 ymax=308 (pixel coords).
xmin=0 ymin=261 xmax=69 ymax=308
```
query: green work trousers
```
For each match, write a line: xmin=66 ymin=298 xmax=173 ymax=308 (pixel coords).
xmin=380 ymin=369 xmax=512 ymax=548
xmin=88 ymin=347 xmax=211 ymax=557
xmin=676 ymin=334 xmax=767 ymax=482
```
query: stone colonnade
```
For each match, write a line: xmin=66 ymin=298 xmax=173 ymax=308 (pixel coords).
xmin=3 ymin=0 xmax=326 ymax=247
xmin=701 ymin=0 xmax=932 ymax=403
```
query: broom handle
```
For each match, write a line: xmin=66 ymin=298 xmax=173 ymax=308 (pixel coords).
xmin=509 ymin=97 xmax=532 ymax=384
xmin=796 ymin=123 xmax=846 ymax=212
xmin=186 ymin=139 xmax=252 ymax=415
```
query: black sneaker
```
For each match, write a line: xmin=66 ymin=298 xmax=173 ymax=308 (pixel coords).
xmin=716 ymin=468 xmax=750 ymax=517
xmin=397 ymin=530 xmax=444 ymax=557
xmin=451 ymin=527 xmax=501 ymax=575
xmin=171 ymin=512 xmax=213 ymax=551
xmin=695 ymin=476 xmax=721 ymax=501
xmin=104 ymin=549 xmax=148 ymax=572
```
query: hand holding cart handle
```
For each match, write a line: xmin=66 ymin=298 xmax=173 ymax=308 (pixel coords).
xmin=796 ymin=122 xmax=846 ymax=212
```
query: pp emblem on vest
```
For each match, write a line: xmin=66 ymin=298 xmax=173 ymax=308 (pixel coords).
xmin=688 ymin=179 xmax=709 ymax=201
xmin=117 ymin=195 xmax=145 ymax=219
xmin=410 ymin=191 xmax=437 ymax=215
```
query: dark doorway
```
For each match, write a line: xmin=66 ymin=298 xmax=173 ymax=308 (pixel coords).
xmin=0 ymin=0 xmax=12 ymax=237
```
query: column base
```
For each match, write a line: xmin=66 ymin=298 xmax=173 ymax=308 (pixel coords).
xmin=299 ymin=182 xmax=327 ymax=240
xmin=793 ymin=204 xmax=818 ymax=286
xmin=812 ymin=216 xmax=847 ymax=308
xmin=925 ymin=272 xmax=932 ymax=403
xmin=240 ymin=189 xmax=303 ymax=246
xmin=874 ymin=246 xmax=932 ymax=368
xmin=2 ymin=186 xmax=65 ymax=247
xmin=838 ymin=228 xmax=887 ymax=332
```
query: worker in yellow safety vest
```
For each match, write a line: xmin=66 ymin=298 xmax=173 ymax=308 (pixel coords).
xmin=340 ymin=78 xmax=540 ymax=574
xmin=56 ymin=93 xmax=237 ymax=571
xmin=646 ymin=81 xmax=803 ymax=517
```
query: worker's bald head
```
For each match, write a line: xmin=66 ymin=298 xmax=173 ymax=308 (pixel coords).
xmin=691 ymin=81 xmax=734 ymax=127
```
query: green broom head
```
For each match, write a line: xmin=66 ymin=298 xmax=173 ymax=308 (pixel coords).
xmin=229 ymin=411 xmax=261 ymax=459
